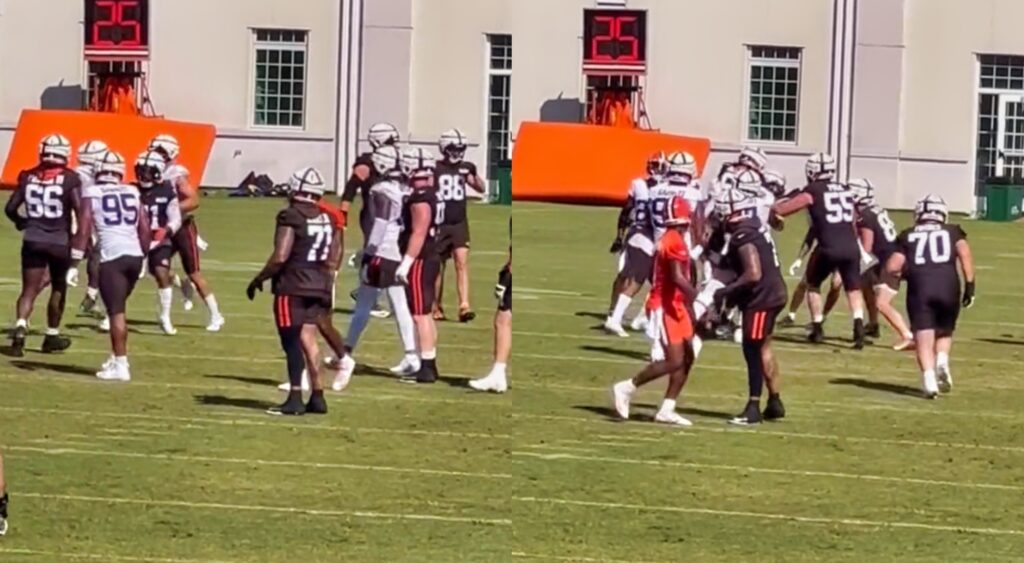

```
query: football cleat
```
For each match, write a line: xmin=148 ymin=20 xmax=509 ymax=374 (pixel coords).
xmin=937 ymin=364 xmax=953 ymax=394
xmin=197 ymin=236 xmax=210 ymax=252
xmin=79 ymin=295 xmax=98 ymax=314
xmin=778 ymin=313 xmax=796 ymax=328
xmin=654 ymin=410 xmax=693 ymax=427
xmin=922 ymin=371 xmax=940 ymax=399
xmin=389 ymin=355 xmax=421 ymax=377
xmin=206 ymin=314 xmax=226 ymax=332
xmin=159 ymin=317 xmax=178 ymax=336
xmin=853 ymin=319 xmax=866 ymax=350
xmin=9 ymin=326 xmax=27 ymax=358
xmin=41 ymin=334 xmax=72 ymax=354
xmin=729 ymin=402 xmax=764 ymax=426
xmin=864 ymin=322 xmax=881 ymax=338
xmin=603 ymin=319 xmax=630 ymax=338
xmin=330 ymin=356 xmax=357 ymax=392
xmin=278 ymin=369 xmax=311 ymax=392
xmin=96 ymin=358 xmax=130 ymax=382
xmin=400 ymin=362 xmax=438 ymax=385
xmin=763 ymin=396 xmax=786 ymax=421
xmin=305 ymin=392 xmax=328 ymax=415
xmin=469 ymin=373 xmax=508 ymax=394
xmin=267 ymin=392 xmax=306 ymax=416
xmin=370 ymin=305 xmax=391 ymax=319
xmin=0 ymin=492 xmax=8 ymax=537
xmin=629 ymin=314 xmax=649 ymax=332
xmin=459 ymin=308 xmax=477 ymax=323
xmin=611 ymin=380 xmax=635 ymax=420
xmin=808 ymin=322 xmax=825 ymax=344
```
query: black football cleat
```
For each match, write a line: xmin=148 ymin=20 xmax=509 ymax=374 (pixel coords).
xmin=778 ymin=315 xmax=796 ymax=328
xmin=808 ymin=322 xmax=825 ymax=344
xmin=305 ymin=391 xmax=328 ymax=415
xmin=864 ymin=322 xmax=881 ymax=338
xmin=459 ymin=309 xmax=477 ymax=323
xmin=729 ymin=401 xmax=763 ymax=426
xmin=41 ymin=334 xmax=72 ymax=354
xmin=0 ymin=492 xmax=8 ymax=537
xmin=9 ymin=326 xmax=27 ymax=358
xmin=79 ymin=295 xmax=97 ymax=315
xmin=763 ymin=396 xmax=786 ymax=421
xmin=267 ymin=392 xmax=306 ymax=416
xmin=400 ymin=362 xmax=438 ymax=385
xmin=853 ymin=319 xmax=866 ymax=350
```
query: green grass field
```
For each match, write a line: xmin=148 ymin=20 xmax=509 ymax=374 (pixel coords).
xmin=2 ymin=196 xmax=1024 ymax=562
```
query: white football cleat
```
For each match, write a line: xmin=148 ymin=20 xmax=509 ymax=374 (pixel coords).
xmin=206 ymin=315 xmax=225 ymax=332
xmin=922 ymin=371 xmax=939 ymax=399
xmin=98 ymin=316 xmax=111 ymax=332
xmin=331 ymin=356 xmax=357 ymax=392
xmin=96 ymin=359 xmax=130 ymax=382
xmin=278 ymin=369 xmax=310 ymax=392
xmin=629 ymin=314 xmax=649 ymax=332
xmin=469 ymin=373 xmax=508 ymax=394
xmin=733 ymin=328 xmax=744 ymax=344
xmin=183 ymin=299 xmax=194 ymax=312
xmin=389 ymin=356 xmax=421 ymax=377
xmin=603 ymin=320 xmax=629 ymax=338
xmin=159 ymin=317 xmax=177 ymax=336
xmin=654 ymin=410 xmax=693 ymax=427
xmin=937 ymin=364 xmax=953 ymax=393
xmin=197 ymin=236 xmax=210 ymax=252
xmin=611 ymin=380 xmax=635 ymax=420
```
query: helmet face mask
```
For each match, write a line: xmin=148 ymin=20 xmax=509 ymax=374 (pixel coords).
xmin=134 ymin=150 xmax=167 ymax=188
xmin=647 ymin=152 xmax=668 ymax=178
xmin=735 ymin=169 xmax=763 ymax=197
xmin=439 ymin=129 xmax=468 ymax=163
xmin=368 ymin=123 xmax=400 ymax=149
xmin=401 ymin=147 xmax=437 ymax=182
xmin=739 ymin=146 xmax=768 ymax=171
xmin=666 ymin=151 xmax=697 ymax=185
xmin=715 ymin=188 xmax=758 ymax=225
xmin=914 ymin=194 xmax=948 ymax=224
xmin=805 ymin=152 xmax=837 ymax=182
xmin=763 ymin=170 xmax=786 ymax=197
xmin=848 ymin=178 xmax=875 ymax=207
xmin=39 ymin=134 xmax=72 ymax=166
xmin=371 ymin=145 xmax=402 ymax=177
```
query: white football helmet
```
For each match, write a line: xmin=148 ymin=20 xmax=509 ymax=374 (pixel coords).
xmin=134 ymin=150 xmax=167 ymax=188
xmin=439 ymin=129 xmax=468 ymax=162
xmin=738 ymin=146 xmax=768 ymax=171
xmin=289 ymin=167 xmax=326 ymax=197
xmin=95 ymin=150 xmax=127 ymax=182
xmin=666 ymin=151 xmax=697 ymax=184
xmin=763 ymin=169 xmax=786 ymax=197
xmin=77 ymin=140 xmax=109 ymax=168
xmin=914 ymin=194 xmax=948 ymax=224
xmin=368 ymin=123 xmax=400 ymax=149
xmin=715 ymin=187 xmax=758 ymax=220
xmin=371 ymin=145 xmax=401 ymax=176
xmin=805 ymin=153 xmax=837 ymax=182
xmin=39 ymin=134 xmax=72 ymax=164
xmin=149 ymin=134 xmax=180 ymax=161
xmin=848 ymin=178 xmax=875 ymax=206
xmin=401 ymin=147 xmax=437 ymax=178
xmin=647 ymin=152 xmax=669 ymax=179
xmin=735 ymin=169 xmax=764 ymax=197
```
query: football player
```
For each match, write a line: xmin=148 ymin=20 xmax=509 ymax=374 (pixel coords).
xmin=399 ymin=147 xmax=444 ymax=384
xmin=73 ymin=140 xmax=108 ymax=315
xmin=716 ymin=146 xmax=768 ymax=192
xmin=5 ymin=134 xmax=81 ymax=356
xmin=434 ymin=129 xmax=487 ymax=323
xmin=335 ymin=145 xmax=420 ymax=389
xmin=611 ymin=195 xmax=699 ymax=426
xmin=136 ymin=150 xmax=183 ymax=335
xmin=0 ymin=450 xmax=8 ymax=537
xmin=849 ymin=178 xmax=914 ymax=350
xmin=148 ymin=135 xmax=225 ymax=332
xmin=773 ymin=153 xmax=867 ymax=348
xmin=714 ymin=187 xmax=787 ymax=425
xmin=885 ymin=195 xmax=975 ymax=398
xmin=604 ymin=152 xmax=665 ymax=337
xmin=470 ymin=217 xmax=512 ymax=393
xmin=72 ymin=151 xmax=152 ymax=381
xmin=246 ymin=167 xmax=340 ymax=416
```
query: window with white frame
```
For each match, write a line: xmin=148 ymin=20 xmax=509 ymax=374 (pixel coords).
xmin=252 ymin=29 xmax=308 ymax=128
xmin=486 ymin=34 xmax=512 ymax=177
xmin=746 ymin=46 xmax=801 ymax=143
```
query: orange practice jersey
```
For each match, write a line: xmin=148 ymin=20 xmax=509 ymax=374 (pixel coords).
xmin=647 ymin=228 xmax=691 ymax=320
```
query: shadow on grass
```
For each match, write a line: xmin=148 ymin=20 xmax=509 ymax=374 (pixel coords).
xmin=9 ymin=359 xmax=94 ymax=376
xmin=575 ymin=311 xmax=607 ymax=321
xmin=206 ymin=374 xmax=279 ymax=387
xmin=975 ymin=337 xmax=1024 ymax=347
xmin=580 ymin=344 xmax=648 ymax=362
xmin=193 ymin=394 xmax=274 ymax=411
xmin=127 ymin=319 xmax=205 ymax=330
xmin=772 ymin=333 xmax=860 ymax=350
xmin=574 ymin=404 xmax=622 ymax=421
xmin=829 ymin=377 xmax=921 ymax=398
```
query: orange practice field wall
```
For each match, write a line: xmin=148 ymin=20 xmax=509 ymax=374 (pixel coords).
xmin=511 ymin=122 xmax=712 ymax=205
xmin=1 ymin=110 xmax=216 ymax=188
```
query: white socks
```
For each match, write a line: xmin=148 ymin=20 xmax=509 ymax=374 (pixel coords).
xmin=659 ymin=398 xmax=676 ymax=415
xmin=812 ymin=313 xmax=825 ymax=323
xmin=86 ymin=287 xmax=99 ymax=300
xmin=786 ymin=312 xmax=796 ymax=321
xmin=386 ymin=286 xmax=417 ymax=357
xmin=609 ymin=294 xmax=632 ymax=325
xmin=45 ymin=327 xmax=59 ymax=336
xmin=15 ymin=319 xmax=27 ymax=329
xmin=922 ymin=369 xmax=938 ymax=394
xmin=491 ymin=362 xmax=507 ymax=379
xmin=422 ymin=348 xmax=437 ymax=361
xmin=936 ymin=352 xmax=949 ymax=369
xmin=692 ymin=336 xmax=703 ymax=360
xmin=114 ymin=356 xmax=129 ymax=367
xmin=346 ymin=285 xmax=379 ymax=349
xmin=853 ymin=308 xmax=864 ymax=321
xmin=205 ymin=294 xmax=221 ymax=318
xmin=158 ymin=287 xmax=174 ymax=320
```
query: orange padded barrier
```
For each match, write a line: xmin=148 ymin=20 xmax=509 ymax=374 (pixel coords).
xmin=511 ymin=122 xmax=711 ymax=205
xmin=2 ymin=110 xmax=216 ymax=188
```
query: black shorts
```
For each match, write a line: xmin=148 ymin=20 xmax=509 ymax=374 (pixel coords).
xmin=497 ymin=266 xmax=512 ymax=312
xmin=865 ymin=265 xmax=899 ymax=293
xmin=622 ymin=246 xmax=653 ymax=285
xmin=407 ymin=258 xmax=441 ymax=316
xmin=807 ymin=249 xmax=861 ymax=291
xmin=22 ymin=240 xmax=71 ymax=282
xmin=362 ymin=255 xmax=400 ymax=288
xmin=742 ymin=306 xmax=782 ymax=344
xmin=907 ymin=290 xmax=960 ymax=336
xmin=437 ymin=222 xmax=471 ymax=260
xmin=172 ymin=216 xmax=201 ymax=275
xmin=99 ymin=256 xmax=144 ymax=316
xmin=148 ymin=244 xmax=175 ymax=276
xmin=274 ymin=294 xmax=330 ymax=329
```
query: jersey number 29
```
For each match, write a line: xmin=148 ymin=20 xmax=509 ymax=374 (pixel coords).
xmin=908 ymin=230 xmax=951 ymax=265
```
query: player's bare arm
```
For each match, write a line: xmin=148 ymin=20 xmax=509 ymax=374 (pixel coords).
xmin=722 ymin=243 xmax=763 ymax=296
xmin=4 ymin=174 xmax=27 ymax=229
xmin=70 ymin=196 xmax=94 ymax=268
xmin=177 ymin=175 xmax=200 ymax=214
xmin=669 ymin=259 xmax=697 ymax=302
xmin=136 ymin=201 xmax=153 ymax=254
xmin=340 ymin=163 xmax=371 ymax=214
xmin=771 ymin=191 xmax=812 ymax=218
xmin=404 ymin=201 xmax=431 ymax=261
xmin=253 ymin=226 xmax=295 ymax=285
xmin=884 ymin=252 xmax=906 ymax=279
xmin=328 ymin=224 xmax=344 ymax=273
xmin=859 ymin=225 xmax=875 ymax=255
xmin=956 ymin=238 xmax=976 ymax=306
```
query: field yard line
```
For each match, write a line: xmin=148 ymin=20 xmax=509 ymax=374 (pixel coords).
xmin=513 ymin=497 xmax=1024 ymax=537
xmin=0 ymin=406 xmax=513 ymax=440
xmin=0 ymin=548 xmax=230 ymax=563
xmin=513 ymin=413 xmax=1024 ymax=454
xmin=18 ymin=492 xmax=512 ymax=526
xmin=512 ymin=551 xmax=669 ymax=563
xmin=512 ymin=451 xmax=1024 ymax=492
xmin=6 ymin=445 xmax=511 ymax=479
xmin=519 ymin=287 xmax=586 ymax=296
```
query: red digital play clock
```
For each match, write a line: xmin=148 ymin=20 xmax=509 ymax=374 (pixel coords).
xmin=582 ymin=8 xmax=648 ymax=72
xmin=84 ymin=0 xmax=150 ymax=57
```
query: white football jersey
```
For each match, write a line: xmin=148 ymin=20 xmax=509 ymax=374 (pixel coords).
xmin=164 ymin=163 xmax=189 ymax=183
xmin=76 ymin=166 xmax=96 ymax=189
xmin=365 ymin=179 xmax=405 ymax=261
xmin=756 ymin=190 xmax=775 ymax=226
xmin=648 ymin=181 xmax=702 ymax=242
xmin=84 ymin=182 xmax=145 ymax=262
xmin=626 ymin=177 xmax=655 ymax=254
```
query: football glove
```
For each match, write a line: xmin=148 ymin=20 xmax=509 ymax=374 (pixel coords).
xmin=66 ymin=268 xmax=79 ymax=288
xmin=609 ymin=236 xmax=624 ymax=254
xmin=246 ymin=278 xmax=264 ymax=301
xmin=788 ymin=258 xmax=803 ymax=277
xmin=962 ymin=281 xmax=976 ymax=309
